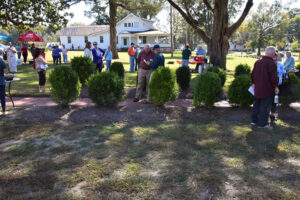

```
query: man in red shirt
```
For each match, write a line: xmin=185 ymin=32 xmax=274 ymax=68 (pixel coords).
xmin=21 ymin=45 xmax=28 ymax=64
xmin=134 ymin=44 xmax=155 ymax=102
xmin=128 ymin=43 xmax=136 ymax=72
xmin=251 ymin=46 xmax=279 ymax=128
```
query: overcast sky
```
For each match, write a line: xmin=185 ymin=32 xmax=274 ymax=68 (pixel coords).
xmin=66 ymin=0 xmax=299 ymax=31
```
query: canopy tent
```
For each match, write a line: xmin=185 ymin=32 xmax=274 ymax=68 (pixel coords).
xmin=19 ymin=30 xmax=43 ymax=42
xmin=0 ymin=33 xmax=12 ymax=42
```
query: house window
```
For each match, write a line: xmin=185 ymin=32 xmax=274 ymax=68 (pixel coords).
xmin=84 ymin=36 xmax=88 ymax=43
xmin=142 ymin=36 xmax=147 ymax=44
xmin=158 ymin=36 xmax=170 ymax=44
xmin=67 ymin=36 xmax=71 ymax=44
xmin=124 ymin=23 xmax=127 ymax=27
xmin=100 ymin=36 xmax=104 ymax=43
xmin=123 ymin=38 xmax=127 ymax=46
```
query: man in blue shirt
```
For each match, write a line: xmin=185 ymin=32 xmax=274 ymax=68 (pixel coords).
xmin=55 ymin=46 xmax=62 ymax=65
xmin=283 ymin=51 xmax=295 ymax=72
xmin=0 ymin=58 xmax=8 ymax=115
xmin=147 ymin=44 xmax=165 ymax=70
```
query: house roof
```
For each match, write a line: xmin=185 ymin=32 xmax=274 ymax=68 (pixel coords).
xmin=56 ymin=25 xmax=109 ymax=36
xmin=132 ymin=30 xmax=169 ymax=37
xmin=116 ymin=13 xmax=153 ymax=29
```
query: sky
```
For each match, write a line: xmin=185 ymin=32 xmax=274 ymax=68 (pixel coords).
xmin=66 ymin=0 xmax=299 ymax=31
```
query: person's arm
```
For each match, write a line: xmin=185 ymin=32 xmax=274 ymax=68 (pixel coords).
xmin=269 ymin=62 xmax=279 ymax=94
xmin=3 ymin=68 xmax=8 ymax=74
xmin=100 ymin=48 xmax=105 ymax=56
xmin=9 ymin=47 xmax=17 ymax=53
xmin=149 ymin=55 xmax=159 ymax=70
xmin=283 ymin=58 xmax=291 ymax=70
xmin=92 ymin=49 xmax=97 ymax=59
xmin=137 ymin=52 xmax=142 ymax=66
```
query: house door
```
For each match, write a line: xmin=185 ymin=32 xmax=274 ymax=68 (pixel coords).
xmin=123 ymin=38 xmax=128 ymax=47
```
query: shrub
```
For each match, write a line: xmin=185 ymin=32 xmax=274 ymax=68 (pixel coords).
xmin=176 ymin=67 xmax=191 ymax=91
xmin=110 ymin=62 xmax=125 ymax=79
xmin=88 ymin=72 xmax=124 ymax=107
xmin=206 ymin=66 xmax=226 ymax=86
xmin=149 ymin=67 xmax=178 ymax=106
xmin=49 ymin=66 xmax=81 ymax=107
xmin=228 ymin=74 xmax=253 ymax=107
xmin=70 ymin=56 xmax=94 ymax=84
xmin=295 ymin=63 xmax=300 ymax=79
xmin=234 ymin=64 xmax=251 ymax=77
xmin=280 ymin=73 xmax=300 ymax=106
xmin=193 ymin=72 xmax=222 ymax=109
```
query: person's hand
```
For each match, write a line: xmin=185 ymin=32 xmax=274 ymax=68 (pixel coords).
xmin=146 ymin=61 xmax=150 ymax=65
xmin=275 ymin=87 xmax=279 ymax=95
xmin=252 ymin=84 xmax=255 ymax=90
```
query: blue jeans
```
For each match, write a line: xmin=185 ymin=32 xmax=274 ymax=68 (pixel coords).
xmin=130 ymin=56 xmax=135 ymax=72
xmin=0 ymin=85 xmax=5 ymax=113
xmin=63 ymin=54 xmax=68 ymax=64
xmin=252 ymin=95 xmax=273 ymax=127
xmin=106 ymin=60 xmax=111 ymax=71
xmin=17 ymin=52 xmax=21 ymax=59
xmin=182 ymin=59 xmax=189 ymax=68
xmin=55 ymin=55 xmax=61 ymax=65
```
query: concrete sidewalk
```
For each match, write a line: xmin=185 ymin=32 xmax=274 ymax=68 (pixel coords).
xmin=5 ymin=97 xmax=300 ymax=109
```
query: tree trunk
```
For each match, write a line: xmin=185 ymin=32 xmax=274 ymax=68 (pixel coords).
xmin=208 ymin=1 xmax=229 ymax=69
xmin=109 ymin=0 xmax=119 ymax=59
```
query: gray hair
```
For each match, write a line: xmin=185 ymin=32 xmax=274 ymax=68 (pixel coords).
xmin=144 ymin=44 xmax=151 ymax=49
xmin=265 ymin=46 xmax=276 ymax=56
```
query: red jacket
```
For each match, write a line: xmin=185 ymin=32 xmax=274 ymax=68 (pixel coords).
xmin=251 ymin=56 xmax=278 ymax=99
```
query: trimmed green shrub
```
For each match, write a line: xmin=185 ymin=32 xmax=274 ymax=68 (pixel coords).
xmin=295 ymin=63 xmax=300 ymax=78
xmin=206 ymin=66 xmax=226 ymax=86
xmin=110 ymin=62 xmax=125 ymax=79
xmin=280 ymin=73 xmax=300 ymax=106
xmin=49 ymin=66 xmax=81 ymax=107
xmin=88 ymin=72 xmax=124 ymax=107
xmin=228 ymin=74 xmax=253 ymax=107
xmin=70 ymin=56 xmax=94 ymax=84
xmin=176 ymin=66 xmax=191 ymax=91
xmin=234 ymin=64 xmax=251 ymax=77
xmin=149 ymin=67 xmax=178 ymax=106
xmin=193 ymin=72 xmax=222 ymax=109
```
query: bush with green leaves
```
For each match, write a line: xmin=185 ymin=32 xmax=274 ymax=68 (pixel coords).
xmin=49 ymin=66 xmax=81 ymax=107
xmin=228 ymin=74 xmax=253 ymax=107
xmin=193 ymin=72 xmax=222 ymax=109
xmin=206 ymin=66 xmax=226 ymax=86
xmin=280 ymin=73 xmax=300 ymax=106
xmin=110 ymin=62 xmax=125 ymax=79
xmin=234 ymin=64 xmax=251 ymax=77
xmin=70 ymin=56 xmax=94 ymax=84
xmin=88 ymin=72 xmax=124 ymax=107
xmin=295 ymin=63 xmax=300 ymax=79
xmin=149 ymin=67 xmax=178 ymax=106
xmin=176 ymin=66 xmax=191 ymax=91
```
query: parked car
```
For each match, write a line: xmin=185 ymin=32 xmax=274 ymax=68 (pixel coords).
xmin=46 ymin=42 xmax=60 ymax=51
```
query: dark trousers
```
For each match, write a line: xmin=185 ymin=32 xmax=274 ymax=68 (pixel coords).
xmin=252 ymin=95 xmax=273 ymax=127
xmin=38 ymin=71 xmax=46 ymax=86
xmin=0 ymin=85 xmax=5 ymax=112
xmin=55 ymin=55 xmax=61 ymax=65
xmin=96 ymin=60 xmax=103 ymax=72
xmin=135 ymin=58 xmax=138 ymax=71
xmin=52 ymin=55 xmax=56 ymax=64
xmin=23 ymin=53 xmax=28 ymax=64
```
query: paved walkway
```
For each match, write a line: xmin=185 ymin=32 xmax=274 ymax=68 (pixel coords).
xmin=5 ymin=97 xmax=300 ymax=109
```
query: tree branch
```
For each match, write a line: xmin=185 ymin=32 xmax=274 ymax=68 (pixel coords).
xmin=166 ymin=0 xmax=210 ymax=44
xmin=227 ymin=0 xmax=253 ymax=37
xmin=203 ymin=0 xmax=214 ymax=12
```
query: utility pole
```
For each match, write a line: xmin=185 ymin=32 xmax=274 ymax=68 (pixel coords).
xmin=170 ymin=4 xmax=174 ymax=57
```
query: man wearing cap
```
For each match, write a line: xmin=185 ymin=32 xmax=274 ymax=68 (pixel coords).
xmin=147 ymin=44 xmax=165 ymax=70
xmin=128 ymin=43 xmax=136 ymax=72
xmin=134 ymin=44 xmax=155 ymax=102
xmin=92 ymin=42 xmax=105 ymax=72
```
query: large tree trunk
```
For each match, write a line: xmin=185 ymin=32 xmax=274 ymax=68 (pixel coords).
xmin=109 ymin=0 xmax=119 ymax=59
xmin=208 ymin=1 xmax=229 ymax=69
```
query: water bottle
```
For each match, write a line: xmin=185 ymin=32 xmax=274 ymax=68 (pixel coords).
xmin=274 ymin=95 xmax=279 ymax=104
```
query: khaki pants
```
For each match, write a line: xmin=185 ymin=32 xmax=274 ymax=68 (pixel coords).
xmin=135 ymin=68 xmax=152 ymax=99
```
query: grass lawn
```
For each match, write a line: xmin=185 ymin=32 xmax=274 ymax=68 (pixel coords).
xmin=0 ymin=105 xmax=299 ymax=199
xmin=8 ymin=51 xmax=299 ymax=96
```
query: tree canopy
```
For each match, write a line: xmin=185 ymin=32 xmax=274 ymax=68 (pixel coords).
xmin=0 ymin=0 xmax=73 ymax=31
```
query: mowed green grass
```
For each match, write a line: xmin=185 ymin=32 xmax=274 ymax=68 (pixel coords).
xmin=0 ymin=116 xmax=299 ymax=199
xmin=8 ymin=51 xmax=299 ymax=96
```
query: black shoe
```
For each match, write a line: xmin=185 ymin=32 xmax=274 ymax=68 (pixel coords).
xmin=133 ymin=98 xmax=139 ymax=102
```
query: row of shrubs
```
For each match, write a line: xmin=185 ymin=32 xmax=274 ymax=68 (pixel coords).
xmin=49 ymin=56 xmax=125 ymax=107
xmin=49 ymin=56 xmax=300 ymax=109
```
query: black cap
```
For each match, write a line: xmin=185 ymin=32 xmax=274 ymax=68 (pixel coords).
xmin=131 ymin=42 xmax=134 ymax=45
xmin=153 ymin=44 xmax=160 ymax=50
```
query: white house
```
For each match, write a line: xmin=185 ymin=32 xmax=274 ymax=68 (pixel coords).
xmin=229 ymin=41 xmax=245 ymax=51
xmin=57 ymin=13 xmax=171 ymax=51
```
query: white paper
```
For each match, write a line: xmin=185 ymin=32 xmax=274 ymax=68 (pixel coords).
xmin=144 ymin=59 xmax=147 ymax=63
xmin=248 ymin=86 xmax=254 ymax=96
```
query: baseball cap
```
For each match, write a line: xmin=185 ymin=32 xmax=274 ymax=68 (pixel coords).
xmin=153 ymin=44 xmax=160 ymax=50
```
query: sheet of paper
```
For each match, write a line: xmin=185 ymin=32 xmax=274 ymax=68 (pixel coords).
xmin=248 ymin=86 xmax=254 ymax=96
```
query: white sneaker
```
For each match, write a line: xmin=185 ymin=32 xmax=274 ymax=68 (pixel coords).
xmin=250 ymin=122 xmax=256 ymax=126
